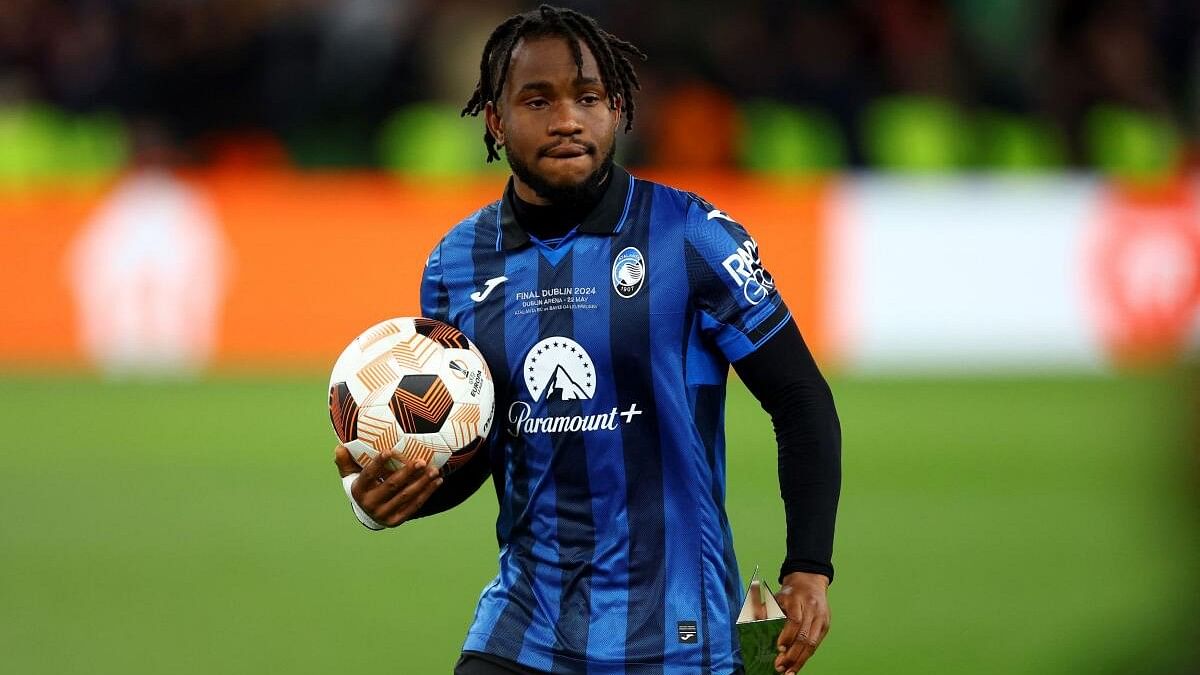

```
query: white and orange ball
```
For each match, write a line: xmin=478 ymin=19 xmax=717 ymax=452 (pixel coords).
xmin=328 ymin=317 xmax=494 ymax=475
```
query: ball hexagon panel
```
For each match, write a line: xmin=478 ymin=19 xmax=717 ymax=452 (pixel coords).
xmin=357 ymin=402 xmax=400 ymax=454
xmin=330 ymin=335 xmax=376 ymax=403
xmin=389 ymin=332 xmax=441 ymax=373
xmin=356 ymin=319 xmax=405 ymax=352
xmin=352 ymin=320 xmax=414 ymax=375
xmin=344 ymin=439 xmax=376 ymax=466
xmin=414 ymin=317 xmax=471 ymax=348
xmin=440 ymin=401 xmax=481 ymax=450
xmin=445 ymin=436 xmax=484 ymax=473
xmin=355 ymin=349 xmax=403 ymax=395
xmin=343 ymin=438 xmax=400 ymax=472
xmin=394 ymin=436 xmax=450 ymax=467
xmin=328 ymin=381 xmax=359 ymax=443
xmin=390 ymin=374 xmax=454 ymax=434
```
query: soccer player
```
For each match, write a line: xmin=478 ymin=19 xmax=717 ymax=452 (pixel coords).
xmin=333 ymin=6 xmax=841 ymax=674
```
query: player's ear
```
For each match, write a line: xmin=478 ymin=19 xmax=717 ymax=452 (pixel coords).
xmin=611 ymin=94 xmax=623 ymax=130
xmin=484 ymin=101 xmax=504 ymax=145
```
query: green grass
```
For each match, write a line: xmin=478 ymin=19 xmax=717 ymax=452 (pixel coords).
xmin=0 ymin=373 xmax=1195 ymax=674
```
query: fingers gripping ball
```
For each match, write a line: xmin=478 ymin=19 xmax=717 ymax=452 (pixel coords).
xmin=328 ymin=317 xmax=494 ymax=475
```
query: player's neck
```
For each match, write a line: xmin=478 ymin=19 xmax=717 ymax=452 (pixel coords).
xmin=511 ymin=172 xmax=608 ymax=242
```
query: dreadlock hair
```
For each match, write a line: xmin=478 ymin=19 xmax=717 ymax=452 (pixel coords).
xmin=461 ymin=5 xmax=647 ymax=163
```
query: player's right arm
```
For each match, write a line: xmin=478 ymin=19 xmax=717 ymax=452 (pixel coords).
xmin=408 ymin=236 xmax=496 ymax=518
xmin=334 ymin=234 xmax=494 ymax=528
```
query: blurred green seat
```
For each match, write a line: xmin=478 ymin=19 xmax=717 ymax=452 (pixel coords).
xmin=1085 ymin=104 xmax=1180 ymax=182
xmin=864 ymin=96 xmax=970 ymax=172
xmin=737 ymin=100 xmax=845 ymax=175
xmin=378 ymin=102 xmax=505 ymax=178
xmin=0 ymin=104 xmax=127 ymax=187
xmin=976 ymin=111 xmax=1065 ymax=171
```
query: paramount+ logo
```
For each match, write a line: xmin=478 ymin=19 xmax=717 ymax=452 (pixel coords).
xmin=506 ymin=336 xmax=642 ymax=437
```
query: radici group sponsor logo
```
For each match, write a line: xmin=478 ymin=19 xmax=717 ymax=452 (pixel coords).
xmin=507 ymin=336 xmax=642 ymax=436
xmin=722 ymin=239 xmax=775 ymax=305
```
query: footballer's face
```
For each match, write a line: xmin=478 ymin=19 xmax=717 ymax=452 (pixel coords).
xmin=485 ymin=36 xmax=621 ymax=206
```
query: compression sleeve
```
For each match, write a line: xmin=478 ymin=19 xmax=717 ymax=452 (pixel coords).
xmin=409 ymin=444 xmax=492 ymax=519
xmin=732 ymin=318 xmax=841 ymax=584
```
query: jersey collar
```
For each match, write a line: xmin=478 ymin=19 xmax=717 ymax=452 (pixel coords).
xmin=497 ymin=164 xmax=633 ymax=251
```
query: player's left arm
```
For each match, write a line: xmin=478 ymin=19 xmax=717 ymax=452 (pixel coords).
xmin=683 ymin=194 xmax=840 ymax=674
xmin=733 ymin=321 xmax=841 ymax=674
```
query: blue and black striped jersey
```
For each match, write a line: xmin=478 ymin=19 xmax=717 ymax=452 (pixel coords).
xmin=421 ymin=165 xmax=791 ymax=674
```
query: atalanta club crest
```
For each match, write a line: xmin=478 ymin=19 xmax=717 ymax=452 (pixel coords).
xmin=612 ymin=246 xmax=645 ymax=298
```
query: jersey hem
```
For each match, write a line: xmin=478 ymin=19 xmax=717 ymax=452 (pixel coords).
xmin=463 ymin=631 xmax=737 ymax=672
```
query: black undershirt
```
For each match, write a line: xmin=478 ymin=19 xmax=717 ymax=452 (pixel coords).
xmin=410 ymin=181 xmax=842 ymax=585
xmin=510 ymin=179 xmax=606 ymax=242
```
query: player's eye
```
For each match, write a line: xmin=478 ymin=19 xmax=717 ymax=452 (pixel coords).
xmin=580 ymin=94 xmax=602 ymax=105
xmin=526 ymin=98 xmax=549 ymax=109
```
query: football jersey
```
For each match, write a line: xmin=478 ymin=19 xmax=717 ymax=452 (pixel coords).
xmin=420 ymin=165 xmax=790 ymax=674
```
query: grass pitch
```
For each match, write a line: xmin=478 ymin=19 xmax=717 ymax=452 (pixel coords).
xmin=0 ymin=372 xmax=1195 ymax=674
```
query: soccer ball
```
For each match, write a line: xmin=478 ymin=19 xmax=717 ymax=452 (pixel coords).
xmin=328 ymin=317 xmax=494 ymax=475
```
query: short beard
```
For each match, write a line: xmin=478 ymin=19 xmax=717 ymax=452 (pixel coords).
xmin=505 ymin=140 xmax=615 ymax=209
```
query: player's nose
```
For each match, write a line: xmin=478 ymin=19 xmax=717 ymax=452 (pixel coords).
xmin=547 ymin=103 xmax=584 ymax=136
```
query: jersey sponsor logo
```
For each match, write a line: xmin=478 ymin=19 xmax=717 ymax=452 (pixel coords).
xmin=470 ymin=276 xmax=508 ymax=302
xmin=721 ymin=239 xmax=775 ymax=305
xmin=506 ymin=336 xmax=643 ymax=437
xmin=678 ymin=620 xmax=698 ymax=643
xmin=612 ymin=246 xmax=645 ymax=298
xmin=507 ymin=401 xmax=642 ymax=436
xmin=522 ymin=337 xmax=595 ymax=402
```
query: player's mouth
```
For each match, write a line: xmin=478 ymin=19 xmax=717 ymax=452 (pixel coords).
xmin=541 ymin=143 xmax=592 ymax=159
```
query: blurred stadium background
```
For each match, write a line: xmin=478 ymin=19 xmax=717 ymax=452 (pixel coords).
xmin=1 ymin=1 xmax=1198 ymax=673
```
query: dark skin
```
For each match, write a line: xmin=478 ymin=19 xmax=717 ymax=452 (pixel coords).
xmin=774 ymin=573 xmax=832 ymax=673
xmin=484 ymin=36 xmax=620 ymax=205
xmin=333 ymin=445 xmax=442 ymax=527
xmin=334 ymin=33 xmax=830 ymax=674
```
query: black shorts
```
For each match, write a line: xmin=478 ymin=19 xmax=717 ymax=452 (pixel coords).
xmin=454 ymin=651 xmax=551 ymax=675
xmin=453 ymin=651 xmax=746 ymax=674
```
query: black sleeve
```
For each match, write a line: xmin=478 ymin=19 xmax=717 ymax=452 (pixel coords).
xmin=732 ymin=318 xmax=842 ymax=584
xmin=409 ymin=442 xmax=492 ymax=519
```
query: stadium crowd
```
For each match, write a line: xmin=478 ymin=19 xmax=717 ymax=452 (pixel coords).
xmin=0 ymin=0 xmax=1197 ymax=173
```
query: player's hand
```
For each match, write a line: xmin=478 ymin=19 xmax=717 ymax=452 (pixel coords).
xmin=333 ymin=444 xmax=443 ymax=527
xmin=773 ymin=571 xmax=831 ymax=674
